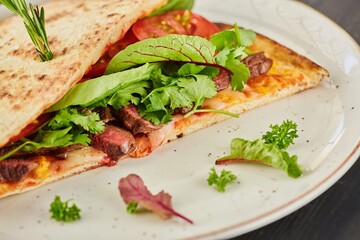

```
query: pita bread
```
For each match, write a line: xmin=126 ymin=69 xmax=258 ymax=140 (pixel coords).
xmin=0 ymin=0 xmax=167 ymax=147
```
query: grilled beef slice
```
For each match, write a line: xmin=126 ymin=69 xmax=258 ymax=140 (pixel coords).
xmin=0 ymin=160 xmax=38 ymax=183
xmin=114 ymin=104 xmax=161 ymax=135
xmin=243 ymin=52 xmax=273 ymax=78
xmin=212 ymin=68 xmax=231 ymax=90
xmin=90 ymin=125 xmax=136 ymax=160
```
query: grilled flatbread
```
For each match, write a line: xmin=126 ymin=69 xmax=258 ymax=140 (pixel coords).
xmin=0 ymin=2 xmax=328 ymax=198
xmin=0 ymin=0 xmax=167 ymax=147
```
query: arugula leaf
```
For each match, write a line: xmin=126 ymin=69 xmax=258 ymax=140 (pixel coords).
xmin=150 ymin=0 xmax=194 ymax=16
xmin=105 ymin=34 xmax=216 ymax=74
xmin=262 ymin=119 xmax=298 ymax=150
xmin=49 ymin=196 xmax=81 ymax=222
xmin=49 ymin=108 xmax=104 ymax=134
xmin=207 ymin=167 xmax=237 ymax=192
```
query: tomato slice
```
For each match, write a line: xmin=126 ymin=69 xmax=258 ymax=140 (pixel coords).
xmin=84 ymin=30 xmax=139 ymax=79
xmin=107 ymin=30 xmax=139 ymax=59
xmin=84 ymin=59 xmax=109 ymax=79
xmin=131 ymin=10 xmax=220 ymax=40
xmin=7 ymin=113 xmax=53 ymax=144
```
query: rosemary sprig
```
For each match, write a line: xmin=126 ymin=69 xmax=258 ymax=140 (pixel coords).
xmin=0 ymin=0 xmax=53 ymax=61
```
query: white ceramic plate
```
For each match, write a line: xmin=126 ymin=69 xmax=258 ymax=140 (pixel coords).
xmin=0 ymin=0 xmax=359 ymax=239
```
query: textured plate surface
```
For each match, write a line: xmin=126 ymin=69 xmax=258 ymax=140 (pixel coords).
xmin=0 ymin=0 xmax=359 ymax=239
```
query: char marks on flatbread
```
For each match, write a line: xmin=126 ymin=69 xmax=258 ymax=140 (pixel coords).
xmin=0 ymin=0 xmax=167 ymax=147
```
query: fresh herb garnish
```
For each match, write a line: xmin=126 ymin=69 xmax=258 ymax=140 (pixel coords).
xmin=216 ymin=120 xmax=302 ymax=178
xmin=49 ymin=195 xmax=81 ymax=222
xmin=119 ymin=174 xmax=193 ymax=223
xmin=262 ymin=119 xmax=299 ymax=150
xmin=0 ymin=0 xmax=53 ymax=61
xmin=207 ymin=167 xmax=237 ymax=192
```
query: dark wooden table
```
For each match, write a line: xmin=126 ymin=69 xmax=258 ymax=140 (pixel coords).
xmin=232 ymin=0 xmax=360 ymax=240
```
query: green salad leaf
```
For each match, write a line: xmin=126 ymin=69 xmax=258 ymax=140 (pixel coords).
xmin=47 ymin=63 xmax=160 ymax=112
xmin=216 ymin=138 xmax=302 ymax=178
xmin=105 ymin=34 xmax=216 ymax=74
xmin=216 ymin=120 xmax=302 ymax=178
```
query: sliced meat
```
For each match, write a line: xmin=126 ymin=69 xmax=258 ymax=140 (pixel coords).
xmin=0 ymin=160 xmax=38 ymax=183
xmin=97 ymin=107 xmax=116 ymax=123
xmin=90 ymin=125 xmax=135 ymax=161
xmin=242 ymin=52 xmax=273 ymax=78
xmin=212 ymin=68 xmax=231 ymax=90
xmin=114 ymin=104 xmax=161 ymax=135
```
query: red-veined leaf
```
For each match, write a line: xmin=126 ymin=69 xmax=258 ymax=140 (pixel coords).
xmin=118 ymin=174 xmax=193 ymax=224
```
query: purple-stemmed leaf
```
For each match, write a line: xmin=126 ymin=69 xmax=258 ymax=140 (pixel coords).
xmin=118 ymin=174 xmax=193 ymax=224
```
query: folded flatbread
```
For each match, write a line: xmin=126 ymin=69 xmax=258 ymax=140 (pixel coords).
xmin=0 ymin=0 xmax=328 ymax=198
xmin=0 ymin=0 xmax=167 ymax=146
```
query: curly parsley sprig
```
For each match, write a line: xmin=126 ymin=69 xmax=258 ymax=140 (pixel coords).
xmin=207 ymin=167 xmax=237 ymax=192
xmin=49 ymin=196 xmax=81 ymax=222
xmin=262 ymin=119 xmax=299 ymax=150
xmin=0 ymin=0 xmax=53 ymax=61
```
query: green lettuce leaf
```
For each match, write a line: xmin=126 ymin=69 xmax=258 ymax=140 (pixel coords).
xmin=47 ymin=63 xmax=160 ymax=112
xmin=216 ymin=138 xmax=302 ymax=178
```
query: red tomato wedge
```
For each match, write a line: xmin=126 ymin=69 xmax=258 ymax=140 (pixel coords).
xmin=131 ymin=10 xmax=220 ymax=40
xmin=84 ymin=30 xmax=139 ymax=79
xmin=7 ymin=113 xmax=53 ymax=145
